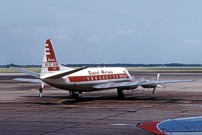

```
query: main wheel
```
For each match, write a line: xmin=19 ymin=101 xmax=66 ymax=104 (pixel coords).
xmin=69 ymin=91 xmax=79 ymax=99
xmin=117 ymin=89 xmax=125 ymax=99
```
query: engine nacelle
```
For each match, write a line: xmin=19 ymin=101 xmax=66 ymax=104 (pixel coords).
xmin=119 ymin=86 xmax=138 ymax=90
xmin=141 ymin=84 xmax=157 ymax=89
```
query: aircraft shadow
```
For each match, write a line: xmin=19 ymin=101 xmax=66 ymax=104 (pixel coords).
xmin=23 ymin=94 xmax=202 ymax=106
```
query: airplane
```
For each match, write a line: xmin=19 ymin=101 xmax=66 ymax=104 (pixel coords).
xmin=137 ymin=116 xmax=202 ymax=135
xmin=12 ymin=39 xmax=192 ymax=99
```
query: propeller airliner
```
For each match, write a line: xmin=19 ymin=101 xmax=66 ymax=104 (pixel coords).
xmin=12 ymin=39 xmax=192 ymax=98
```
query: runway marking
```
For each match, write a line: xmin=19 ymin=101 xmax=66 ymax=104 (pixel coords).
xmin=110 ymin=123 xmax=131 ymax=126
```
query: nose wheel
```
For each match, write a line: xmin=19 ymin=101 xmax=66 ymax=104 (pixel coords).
xmin=39 ymin=83 xmax=44 ymax=98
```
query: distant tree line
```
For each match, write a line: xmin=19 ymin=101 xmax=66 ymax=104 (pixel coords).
xmin=1 ymin=63 xmax=41 ymax=68
xmin=63 ymin=63 xmax=202 ymax=67
xmin=1 ymin=63 xmax=202 ymax=68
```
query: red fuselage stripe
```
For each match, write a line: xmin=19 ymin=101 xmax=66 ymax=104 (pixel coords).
xmin=68 ymin=73 xmax=129 ymax=82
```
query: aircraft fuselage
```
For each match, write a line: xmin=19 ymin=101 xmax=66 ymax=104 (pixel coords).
xmin=43 ymin=67 xmax=132 ymax=92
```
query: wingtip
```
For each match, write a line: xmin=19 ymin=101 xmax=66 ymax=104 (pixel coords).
xmin=137 ymin=121 xmax=165 ymax=135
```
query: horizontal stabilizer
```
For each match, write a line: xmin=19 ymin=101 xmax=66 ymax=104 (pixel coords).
xmin=13 ymin=78 xmax=43 ymax=84
xmin=10 ymin=67 xmax=40 ymax=78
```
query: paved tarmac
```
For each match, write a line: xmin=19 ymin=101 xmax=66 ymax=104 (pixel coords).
xmin=0 ymin=73 xmax=202 ymax=135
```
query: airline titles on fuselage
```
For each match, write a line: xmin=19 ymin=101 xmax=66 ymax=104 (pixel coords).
xmin=88 ymin=70 xmax=113 ymax=75
xmin=68 ymin=70 xmax=129 ymax=83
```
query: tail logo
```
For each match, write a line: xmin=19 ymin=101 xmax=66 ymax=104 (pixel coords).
xmin=45 ymin=39 xmax=60 ymax=71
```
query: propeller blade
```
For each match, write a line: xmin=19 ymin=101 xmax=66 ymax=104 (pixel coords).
xmin=39 ymin=92 xmax=42 ymax=98
xmin=141 ymin=77 xmax=145 ymax=81
xmin=131 ymin=75 xmax=136 ymax=81
xmin=157 ymin=84 xmax=165 ymax=88
xmin=152 ymin=87 xmax=156 ymax=94
xmin=156 ymin=73 xmax=160 ymax=81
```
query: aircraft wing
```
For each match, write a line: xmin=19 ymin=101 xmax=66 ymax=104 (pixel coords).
xmin=138 ymin=80 xmax=193 ymax=85
xmin=93 ymin=80 xmax=192 ymax=89
xmin=93 ymin=81 xmax=140 ymax=89
xmin=11 ymin=67 xmax=44 ymax=84
xmin=137 ymin=116 xmax=202 ymax=135
xmin=10 ymin=67 xmax=40 ymax=78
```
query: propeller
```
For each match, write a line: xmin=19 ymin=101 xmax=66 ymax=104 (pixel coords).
xmin=156 ymin=73 xmax=160 ymax=81
xmin=39 ymin=83 xmax=44 ymax=98
xmin=157 ymin=84 xmax=165 ymax=88
xmin=138 ymin=86 xmax=141 ymax=91
xmin=131 ymin=75 xmax=136 ymax=81
xmin=152 ymin=87 xmax=156 ymax=94
xmin=141 ymin=76 xmax=145 ymax=81
xmin=152 ymin=73 xmax=162 ymax=94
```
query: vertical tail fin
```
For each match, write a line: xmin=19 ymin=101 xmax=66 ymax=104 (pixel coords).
xmin=41 ymin=39 xmax=60 ymax=77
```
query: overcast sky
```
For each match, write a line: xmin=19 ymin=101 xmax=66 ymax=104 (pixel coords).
xmin=1 ymin=0 xmax=202 ymax=64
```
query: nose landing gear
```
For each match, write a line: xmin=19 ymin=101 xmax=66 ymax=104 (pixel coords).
xmin=39 ymin=83 xmax=44 ymax=98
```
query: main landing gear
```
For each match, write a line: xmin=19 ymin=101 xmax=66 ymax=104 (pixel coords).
xmin=69 ymin=91 xmax=79 ymax=99
xmin=117 ymin=89 xmax=125 ymax=99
